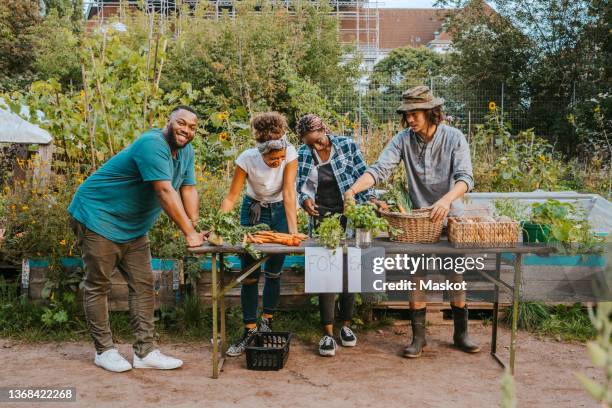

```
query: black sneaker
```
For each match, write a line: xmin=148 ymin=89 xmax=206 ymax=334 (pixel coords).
xmin=340 ymin=326 xmax=357 ymax=347
xmin=318 ymin=334 xmax=337 ymax=357
xmin=226 ymin=327 xmax=257 ymax=357
xmin=259 ymin=316 xmax=273 ymax=333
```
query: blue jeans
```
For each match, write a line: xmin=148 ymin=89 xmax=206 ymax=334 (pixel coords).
xmin=240 ymin=196 xmax=288 ymax=324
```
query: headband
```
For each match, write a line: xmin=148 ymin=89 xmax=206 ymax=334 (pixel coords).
xmin=257 ymin=133 xmax=289 ymax=154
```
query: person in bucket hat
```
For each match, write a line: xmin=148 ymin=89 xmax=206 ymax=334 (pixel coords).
xmin=344 ymin=85 xmax=480 ymax=359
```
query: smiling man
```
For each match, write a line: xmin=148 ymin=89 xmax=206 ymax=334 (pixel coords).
xmin=68 ymin=106 xmax=206 ymax=372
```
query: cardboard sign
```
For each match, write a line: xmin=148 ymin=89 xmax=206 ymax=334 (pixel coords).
xmin=347 ymin=246 xmax=386 ymax=293
xmin=305 ymin=247 xmax=343 ymax=293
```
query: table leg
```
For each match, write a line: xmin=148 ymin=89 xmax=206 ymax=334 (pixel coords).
xmin=510 ymin=253 xmax=522 ymax=375
xmin=220 ymin=254 xmax=227 ymax=355
xmin=491 ymin=253 xmax=505 ymax=368
xmin=211 ymin=253 xmax=219 ymax=379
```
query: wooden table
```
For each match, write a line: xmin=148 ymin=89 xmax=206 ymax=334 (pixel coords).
xmin=188 ymin=239 xmax=554 ymax=378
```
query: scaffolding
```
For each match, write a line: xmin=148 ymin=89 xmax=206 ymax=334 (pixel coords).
xmin=84 ymin=1 xmax=380 ymax=60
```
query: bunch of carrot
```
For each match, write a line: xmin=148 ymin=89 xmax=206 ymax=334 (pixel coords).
xmin=245 ymin=231 xmax=308 ymax=246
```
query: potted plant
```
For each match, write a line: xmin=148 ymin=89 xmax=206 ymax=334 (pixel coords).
xmin=344 ymin=203 xmax=389 ymax=248
xmin=523 ymin=199 xmax=575 ymax=243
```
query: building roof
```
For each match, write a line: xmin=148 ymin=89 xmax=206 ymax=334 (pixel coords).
xmin=378 ymin=8 xmax=452 ymax=50
xmin=428 ymin=30 xmax=452 ymax=45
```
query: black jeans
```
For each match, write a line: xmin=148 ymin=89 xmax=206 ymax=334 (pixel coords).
xmin=318 ymin=254 xmax=354 ymax=326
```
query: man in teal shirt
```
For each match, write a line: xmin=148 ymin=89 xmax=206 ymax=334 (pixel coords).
xmin=69 ymin=106 xmax=205 ymax=372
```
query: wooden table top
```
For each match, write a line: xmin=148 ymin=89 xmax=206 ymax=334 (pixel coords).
xmin=188 ymin=238 xmax=556 ymax=256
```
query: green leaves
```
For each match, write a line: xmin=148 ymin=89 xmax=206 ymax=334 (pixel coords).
xmin=531 ymin=199 xmax=573 ymax=225
xmin=315 ymin=214 xmax=344 ymax=250
xmin=344 ymin=203 xmax=389 ymax=235
xmin=527 ymin=199 xmax=605 ymax=254
xmin=199 ymin=210 xmax=268 ymax=259
xmin=380 ymin=180 xmax=412 ymax=214
xmin=576 ymin=302 xmax=612 ymax=405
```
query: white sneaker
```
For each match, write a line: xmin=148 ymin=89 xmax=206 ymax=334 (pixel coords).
xmin=318 ymin=335 xmax=337 ymax=357
xmin=133 ymin=349 xmax=183 ymax=370
xmin=94 ymin=349 xmax=132 ymax=373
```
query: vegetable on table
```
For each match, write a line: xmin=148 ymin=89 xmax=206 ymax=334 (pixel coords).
xmin=315 ymin=214 xmax=345 ymax=250
xmin=199 ymin=210 xmax=269 ymax=258
xmin=245 ymin=231 xmax=308 ymax=246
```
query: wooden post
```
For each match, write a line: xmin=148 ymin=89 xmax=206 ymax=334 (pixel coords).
xmin=510 ymin=253 xmax=522 ymax=375
xmin=211 ymin=253 xmax=219 ymax=379
xmin=219 ymin=253 xmax=227 ymax=355
xmin=11 ymin=144 xmax=28 ymax=185
xmin=32 ymin=143 xmax=54 ymax=189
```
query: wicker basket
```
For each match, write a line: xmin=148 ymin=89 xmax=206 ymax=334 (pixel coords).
xmin=448 ymin=216 xmax=520 ymax=248
xmin=378 ymin=208 xmax=444 ymax=243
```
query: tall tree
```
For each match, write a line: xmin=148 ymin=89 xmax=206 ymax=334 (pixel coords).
xmin=0 ymin=0 xmax=42 ymax=91
xmin=435 ymin=0 xmax=610 ymax=151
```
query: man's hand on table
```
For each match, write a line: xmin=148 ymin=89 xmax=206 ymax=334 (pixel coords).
xmin=186 ymin=231 xmax=209 ymax=248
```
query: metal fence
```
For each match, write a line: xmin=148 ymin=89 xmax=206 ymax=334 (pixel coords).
xmin=326 ymin=76 xmax=592 ymax=142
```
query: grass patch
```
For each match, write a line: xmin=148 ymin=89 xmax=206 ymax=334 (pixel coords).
xmin=504 ymin=302 xmax=595 ymax=342
xmin=1 ymin=285 xmax=390 ymax=346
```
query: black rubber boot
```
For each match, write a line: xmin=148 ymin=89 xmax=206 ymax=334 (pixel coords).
xmin=452 ymin=305 xmax=481 ymax=353
xmin=403 ymin=308 xmax=427 ymax=358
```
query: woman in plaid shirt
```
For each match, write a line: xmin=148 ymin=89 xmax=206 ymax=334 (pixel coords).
xmin=296 ymin=114 xmax=378 ymax=357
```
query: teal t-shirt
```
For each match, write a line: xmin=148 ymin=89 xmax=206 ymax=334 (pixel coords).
xmin=68 ymin=129 xmax=196 ymax=243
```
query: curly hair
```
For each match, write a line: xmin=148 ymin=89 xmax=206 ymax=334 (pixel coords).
xmin=251 ymin=112 xmax=288 ymax=142
xmin=400 ymin=106 xmax=444 ymax=128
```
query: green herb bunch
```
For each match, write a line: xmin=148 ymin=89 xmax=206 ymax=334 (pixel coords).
xmin=315 ymin=214 xmax=345 ymax=250
xmin=344 ymin=203 xmax=389 ymax=236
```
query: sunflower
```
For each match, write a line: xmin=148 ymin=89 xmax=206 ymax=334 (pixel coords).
xmin=219 ymin=132 xmax=230 ymax=142
xmin=488 ymin=101 xmax=497 ymax=111
xmin=216 ymin=111 xmax=230 ymax=121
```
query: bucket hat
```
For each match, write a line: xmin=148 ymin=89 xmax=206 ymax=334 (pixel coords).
xmin=396 ymin=85 xmax=444 ymax=113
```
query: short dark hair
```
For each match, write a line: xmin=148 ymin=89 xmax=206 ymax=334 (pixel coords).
xmin=171 ymin=105 xmax=198 ymax=117
xmin=251 ymin=112 xmax=288 ymax=142
xmin=400 ymin=106 xmax=444 ymax=128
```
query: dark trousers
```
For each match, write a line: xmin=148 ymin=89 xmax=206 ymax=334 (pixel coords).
xmin=70 ymin=217 xmax=155 ymax=358
xmin=313 ymin=214 xmax=354 ymax=326
xmin=239 ymin=196 xmax=288 ymax=324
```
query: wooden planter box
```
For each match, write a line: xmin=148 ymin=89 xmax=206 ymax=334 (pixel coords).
xmin=22 ymin=257 xmax=183 ymax=311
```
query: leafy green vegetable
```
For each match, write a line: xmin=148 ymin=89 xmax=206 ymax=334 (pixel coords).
xmin=379 ymin=180 xmax=412 ymax=213
xmin=315 ymin=214 xmax=345 ymax=250
xmin=344 ymin=203 xmax=388 ymax=236
xmin=199 ymin=210 xmax=268 ymax=259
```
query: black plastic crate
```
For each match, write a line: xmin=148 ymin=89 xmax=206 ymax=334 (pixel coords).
xmin=245 ymin=331 xmax=292 ymax=371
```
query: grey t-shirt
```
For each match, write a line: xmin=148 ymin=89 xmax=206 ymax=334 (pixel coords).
xmin=366 ymin=124 xmax=474 ymax=216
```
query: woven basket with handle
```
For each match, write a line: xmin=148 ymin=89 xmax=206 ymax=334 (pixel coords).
xmin=378 ymin=208 xmax=444 ymax=243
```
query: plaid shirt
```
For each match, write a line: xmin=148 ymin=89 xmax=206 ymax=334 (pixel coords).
xmin=297 ymin=135 xmax=374 ymax=207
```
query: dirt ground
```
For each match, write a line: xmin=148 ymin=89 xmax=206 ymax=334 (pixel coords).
xmin=0 ymin=322 xmax=604 ymax=408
